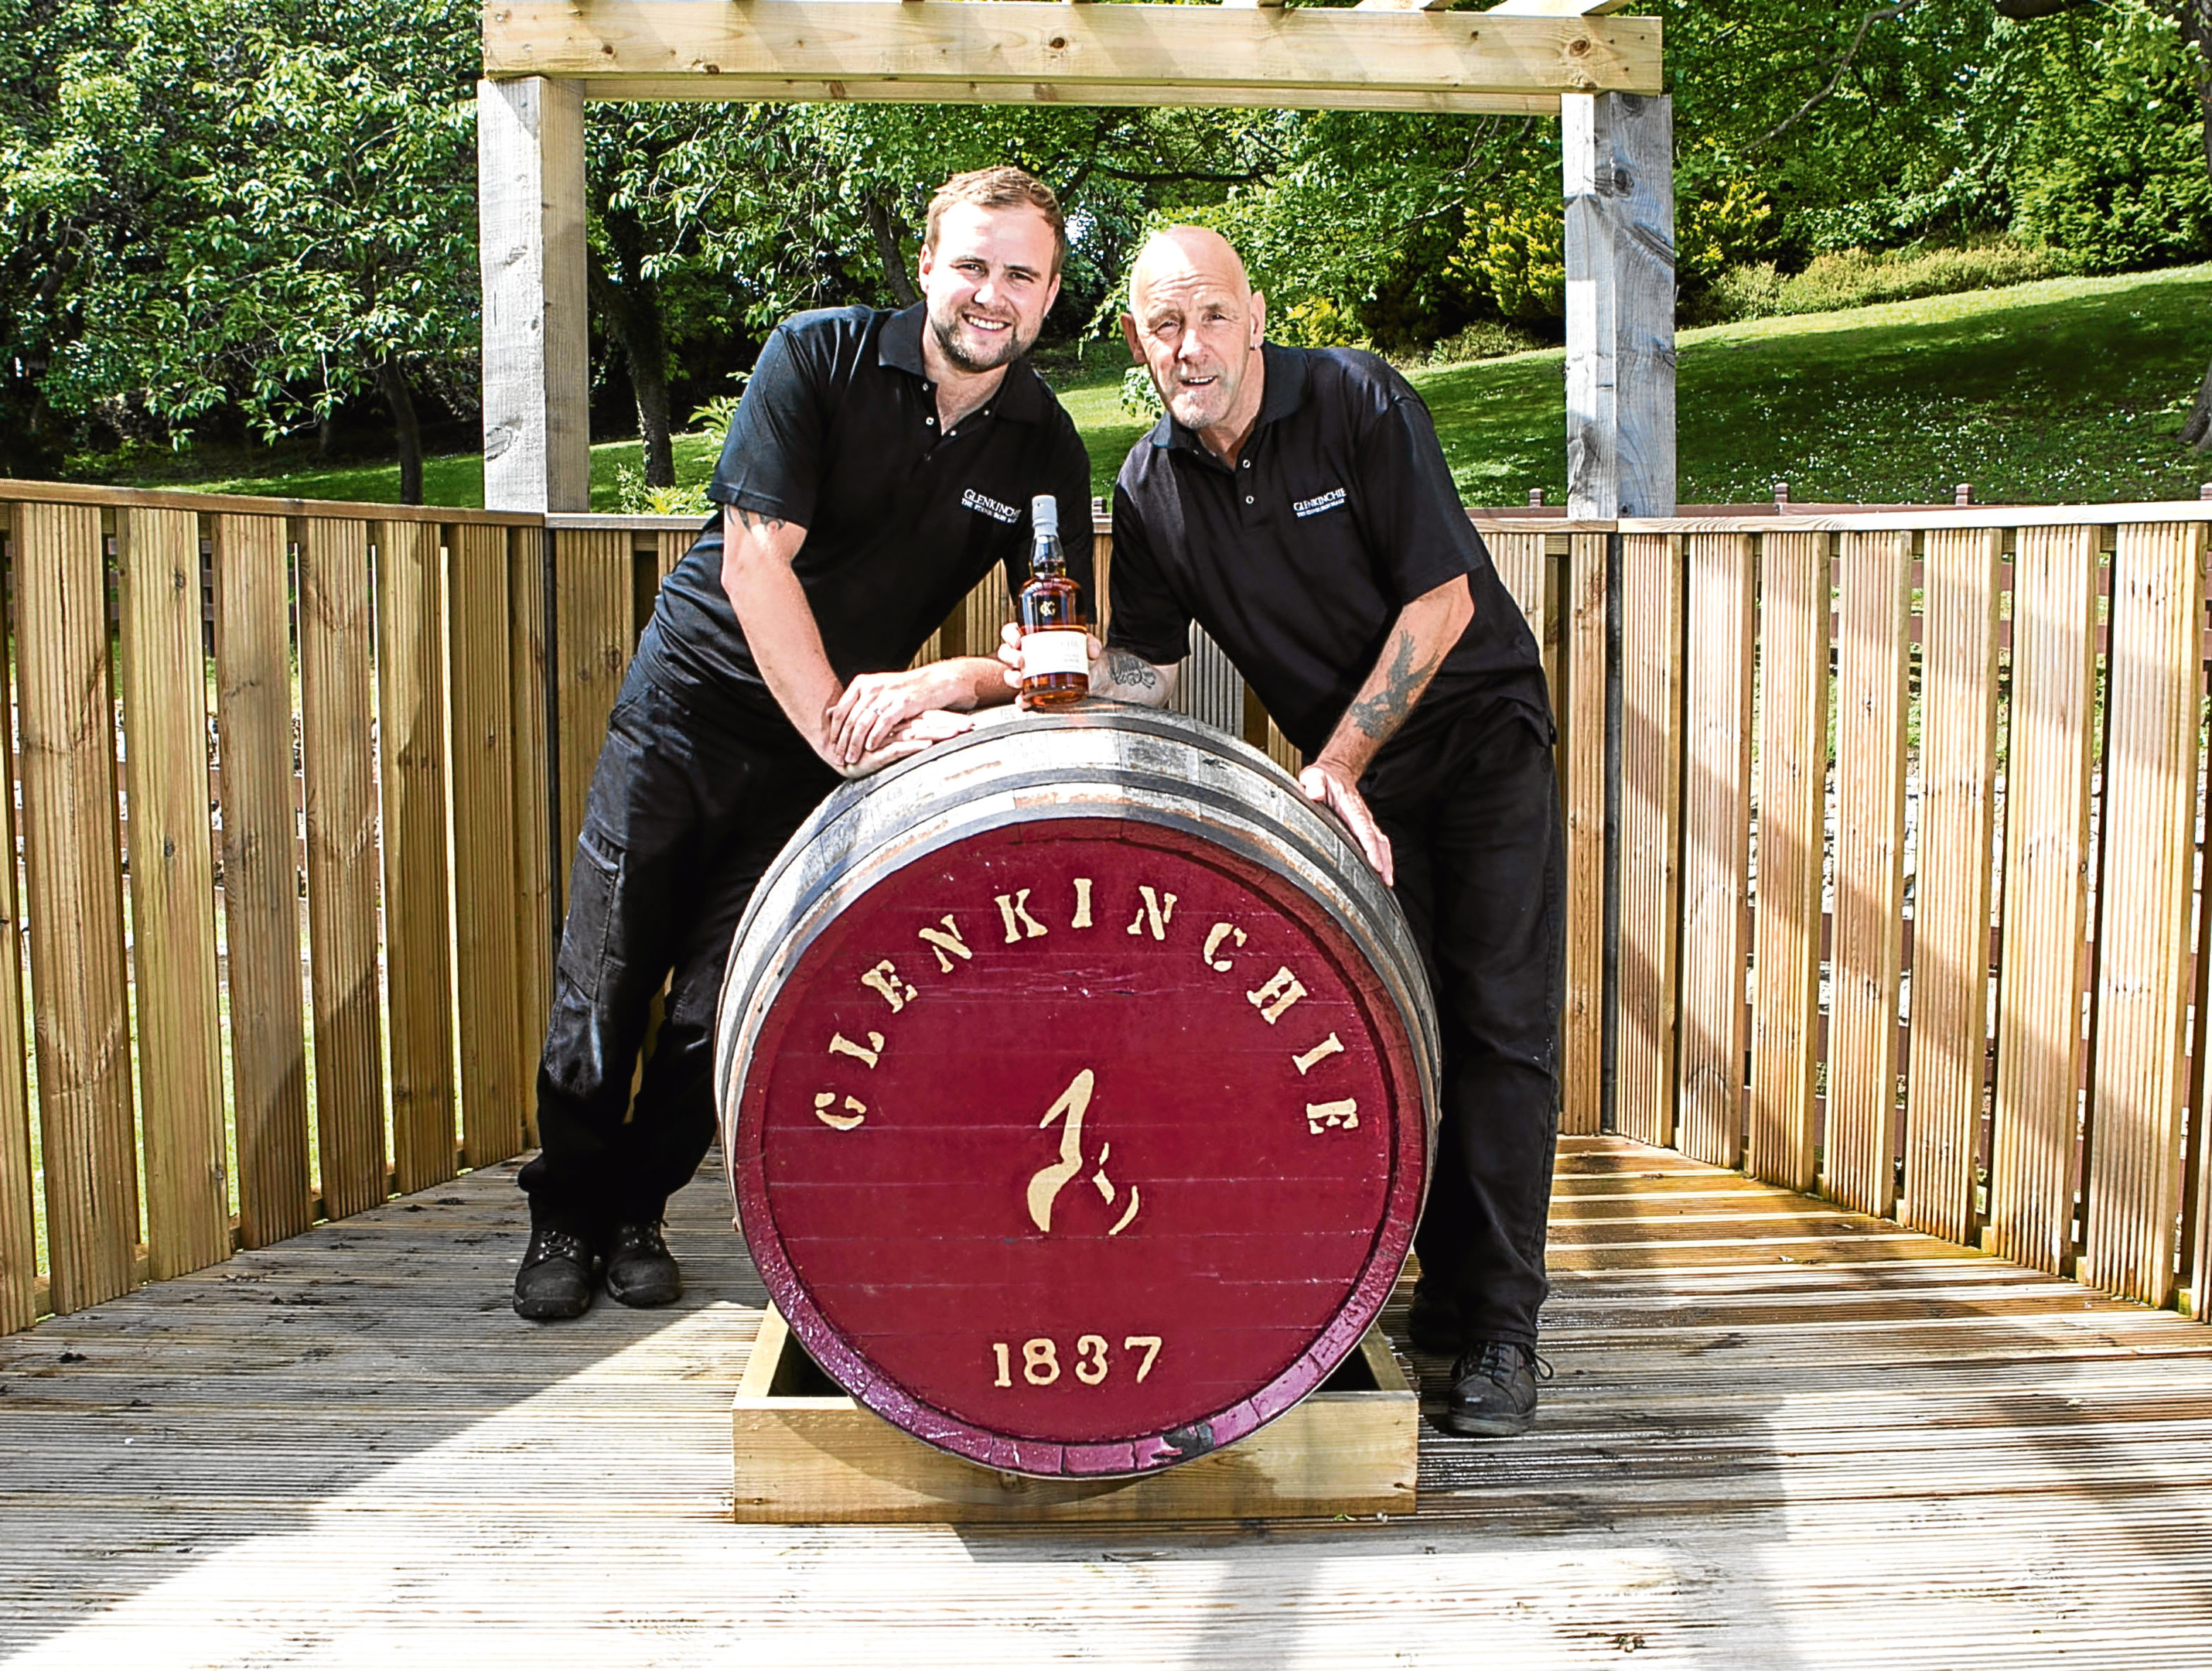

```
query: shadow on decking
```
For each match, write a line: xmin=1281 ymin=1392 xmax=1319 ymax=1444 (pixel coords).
xmin=3 ymin=1137 xmax=2211 ymax=1666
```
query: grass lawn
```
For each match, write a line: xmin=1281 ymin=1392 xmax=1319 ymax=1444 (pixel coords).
xmin=105 ymin=262 xmax=2212 ymax=510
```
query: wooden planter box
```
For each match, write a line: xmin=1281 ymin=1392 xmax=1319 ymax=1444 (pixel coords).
xmin=732 ymin=1305 xmax=1418 ymax=1524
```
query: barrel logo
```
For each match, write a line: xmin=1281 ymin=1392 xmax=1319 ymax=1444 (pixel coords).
xmin=961 ymin=487 xmax=1020 ymax=524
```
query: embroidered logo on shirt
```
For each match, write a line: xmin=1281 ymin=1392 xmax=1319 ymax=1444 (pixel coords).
xmin=1292 ymin=487 xmax=1348 ymax=518
xmin=961 ymin=488 xmax=1020 ymax=525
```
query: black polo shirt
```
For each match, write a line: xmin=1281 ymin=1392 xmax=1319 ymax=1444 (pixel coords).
xmin=637 ymin=302 xmax=1094 ymax=746
xmin=1107 ymin=343 xmax=1548 ymax=800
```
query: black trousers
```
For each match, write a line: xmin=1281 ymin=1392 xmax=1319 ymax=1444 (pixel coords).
xmin=519 ymin=668 xmax=838 ymax=1236
xmin=1371 ymin=711 xmax=1565 ymax=1348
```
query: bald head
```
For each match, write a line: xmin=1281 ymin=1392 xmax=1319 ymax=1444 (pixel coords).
xmin=1128 ymin=225 xmax=1252 ymax=314
xmin=1121 ymin=226 xmax=1268 ymax=456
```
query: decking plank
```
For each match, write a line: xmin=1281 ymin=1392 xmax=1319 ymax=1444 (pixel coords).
xmin=2 ymin=1134 xmax=2210 ymax=1668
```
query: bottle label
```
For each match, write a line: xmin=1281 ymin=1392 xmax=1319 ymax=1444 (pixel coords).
xmin=1022 ymin=629 xmax=1090 ymax=678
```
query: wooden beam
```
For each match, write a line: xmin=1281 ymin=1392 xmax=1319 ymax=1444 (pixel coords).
xmin=1485 ymin=0 xmax=1640 ymax=15
xmin=478 ymin=77 xmax=589 ymax=514
xmin=482 ymin=2 xmax=1664 ymax=102
xmin=1564 ymin=91 xmax=1674 ymax=519
xmin=581 ymin=75 xmax=1562 ymax=114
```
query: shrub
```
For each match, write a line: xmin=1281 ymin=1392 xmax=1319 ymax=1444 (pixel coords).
xmin=1449 ymin=201 xmax=1565 ymax=323
xmin=1118 ymin=364 xmax=1163 ymax=421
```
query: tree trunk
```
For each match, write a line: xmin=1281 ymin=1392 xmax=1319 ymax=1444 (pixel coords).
xmin=869 ymin=193 xmax=921 ymax=309
xmin=589 ymin=205 xmax=676 ymax=488
xmin=2183 ymin=354 xmax=2212 ymax=453
xmin=376 ymin=359 xmax=424 ymax=506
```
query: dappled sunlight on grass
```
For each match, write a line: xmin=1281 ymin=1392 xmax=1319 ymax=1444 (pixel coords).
xmin=104 ymin=264 xmax=2212 ymax=511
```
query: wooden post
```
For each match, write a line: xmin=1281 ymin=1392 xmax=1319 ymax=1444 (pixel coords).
xmin=478 ymin=77 xmax=589 ymax=514
xmin=1563 ymin=92 xmax=1675 ymax=520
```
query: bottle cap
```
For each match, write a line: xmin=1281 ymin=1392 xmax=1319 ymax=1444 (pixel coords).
xmin=1029 ymin=494 xmax=1059 ymax=536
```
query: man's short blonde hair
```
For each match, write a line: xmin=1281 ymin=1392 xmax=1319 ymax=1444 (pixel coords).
xmin=923 ymin=166 xmax=1068 ymax=277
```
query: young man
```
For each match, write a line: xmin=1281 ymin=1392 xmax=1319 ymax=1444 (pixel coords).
xmin=1008 ymin=226 xmax=1561 ymax=1434
xmin=514 ymin=166 xmax=1094 ymax=1321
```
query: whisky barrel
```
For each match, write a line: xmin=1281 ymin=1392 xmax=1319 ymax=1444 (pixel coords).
xmin=715 ymin=706 xmax=1440 ymax=1478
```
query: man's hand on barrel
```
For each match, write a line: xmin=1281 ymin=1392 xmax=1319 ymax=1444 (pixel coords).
xmin=825 ymin=665 xmax=977 ymax=767
xmin=830 ymin=706 xmax=975 ymax=779
xmin=1299 ymin=758 xmax=1394 ymax=887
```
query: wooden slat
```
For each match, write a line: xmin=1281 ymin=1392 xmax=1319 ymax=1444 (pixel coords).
xmin=0 ymin=517 xmax=35 ymax=1331
xmin=552 ymin=528 xmax=634 ymax=869
xmin=1560 ymin=532 xmax=1606 ymax=1135
xmin=509 ymin=527 xmax=556 ymax=1146
xmin=374 ymin=521 xmax=456 ymax=1194
xmin=1988 ymin=525 xmax=2099 ymax=1274
xmin=1745 ymin=531 xmax=1830 ymax=1191
xmin=1901 ymin=528 xmax=2002 ymax=1245
xmin=1825 ymin=531 xmax=1911 ymax=1217
xmin=114 ymin=507 xmax=228 ymax=1280
xmin=211 ymin=513 xmax=313 ymax=1249
xmin=13 ymin=502 xmax=138 ymax=1313
xmin=448 ymin=526 xmax=528 ymax=1171
xmin=1616 ymin=532 xmax=1682 ymax=1147
xmin=1489 ymin=531 xmax=1546 ymax=643
xmin=483 ymin=1 xmax=1667 ymax=100
xmin=656 ymin=528 xmax=691 ymax=586
xmin=297 ymin=518 xmax=387 ymax=1222
xmin=1674 ymin=533 xmax=1753 ymax=1168
xmin=2082 ymin=520 xmax=2208 ymax=1305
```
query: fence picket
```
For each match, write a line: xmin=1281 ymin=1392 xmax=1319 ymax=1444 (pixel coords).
xmin=553 ymin=529 xmax=633 ymax=870
xmin=115 ymin=507 xmax=229 ymax=1279
xmin=1562 ymin=532 xmax=1607 ymax=1136
xmin=509 ymin=528 xmax=555 ymax=1146
xmin=449 ymin=525 xmax=527 ymax=1170
xmin=1616 ymin=532 xmax=1684 ymax=1147
xmin=1747 ymin=530 xmax=1831 ymax=1191
xmin=211 ymin=513 xmax=313 ymax=1248
xmin=14 ymin=501 xmax=138 ymax=1312
xmin=374 ymin=520 xmax=456 ymax=1194
xmin=0 ymin=515 xmax=34 ymax=1329
xmin=298 ymin=517 xmax=387 ymax=1222
xmin=2082 ymin=520 xmax=2208 ymax=1304
xmin=1676 ymin=533 xmax=1754 ymax=1167
xmin=1902 ymin=527 xmax=2002 ymax=1244
xmin=1989 ymin=524 xmax=2100 ymax=1273
xmin=1826 ymin=531 xmax=1912 ymax=1217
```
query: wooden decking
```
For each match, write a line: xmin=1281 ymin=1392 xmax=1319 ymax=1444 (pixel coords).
xmin=3 ymin=1135 xmax=2210 ymax=1666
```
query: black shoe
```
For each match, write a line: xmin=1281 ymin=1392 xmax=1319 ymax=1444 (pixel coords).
xmin=1407 ymin=1278 xmax=1464 ymax=1354
xmin=603 ymin=1221 xmax=682 ymax=1308
xmin=514 ymin=1227 xmax=596 ymax=1321
xmin=1441 ymin=1339 xmax=1550 ymax=1437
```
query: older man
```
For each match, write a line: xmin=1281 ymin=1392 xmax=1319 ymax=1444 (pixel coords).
xmin=1010 ymin=227 xmax=1561 ymax=1434
xmin=514 ymin=166 xmax=1094 ymax=1321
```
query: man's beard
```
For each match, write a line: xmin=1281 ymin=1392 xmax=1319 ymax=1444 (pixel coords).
xmin=929 ymin=299 xmax=1032 ymax=374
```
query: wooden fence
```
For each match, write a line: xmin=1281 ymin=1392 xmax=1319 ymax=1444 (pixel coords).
xmin=1 ymin=484 xmax=2207 ymax=1335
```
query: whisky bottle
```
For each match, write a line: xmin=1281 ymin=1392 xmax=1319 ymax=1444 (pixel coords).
xmin=1018 ymin=494 xmax=1088 ymax=709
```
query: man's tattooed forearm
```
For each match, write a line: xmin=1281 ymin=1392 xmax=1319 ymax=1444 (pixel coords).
xmin=1101 ymin=650 xmax=1159 ymax=691
xmin=1347 ymin=628 xmax=1442 ymax=743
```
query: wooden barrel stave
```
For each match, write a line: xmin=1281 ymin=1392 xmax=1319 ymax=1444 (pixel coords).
xmin=716 ymin=706 xmax=1441 ymax=1478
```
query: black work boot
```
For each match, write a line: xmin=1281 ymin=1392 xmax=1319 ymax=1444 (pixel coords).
xmin=603 ymin=1221 xmax=682 ymax=1308
xmin=514 ymin=1226 xmax=596 ymax=1321
xmin=1441 ymin=1339 xmax=1549 ymax=1437
xmin=1407 ymin=1276 xmax=1465 ymax=1355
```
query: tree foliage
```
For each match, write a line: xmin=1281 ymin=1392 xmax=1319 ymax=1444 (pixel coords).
xmin=2 ymin=0 xmax=2208 ymax=479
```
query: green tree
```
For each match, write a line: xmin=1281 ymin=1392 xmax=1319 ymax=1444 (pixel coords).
xmin=9 ymin=0 xmax=478 ymax=499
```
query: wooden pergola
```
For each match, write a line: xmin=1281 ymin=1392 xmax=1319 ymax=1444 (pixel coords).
xmin=476 ymin=0 xmax=1673 ymax=518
